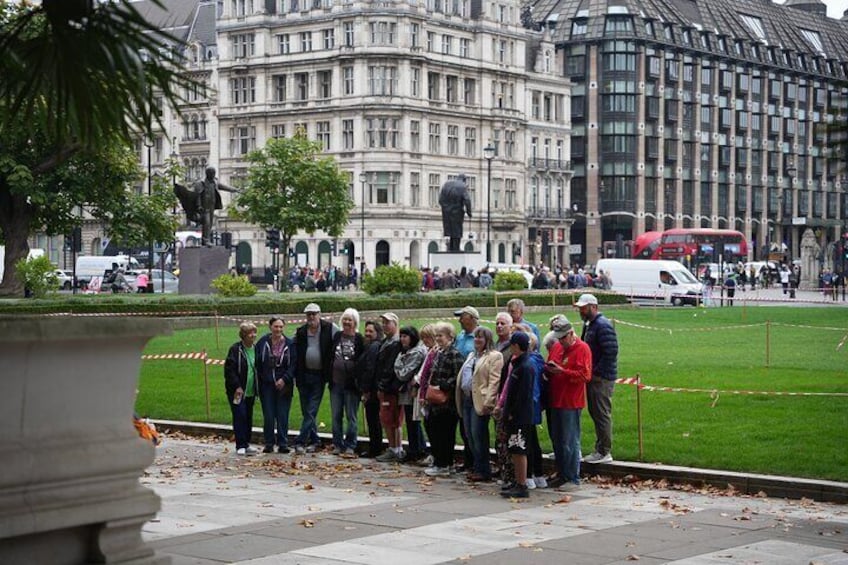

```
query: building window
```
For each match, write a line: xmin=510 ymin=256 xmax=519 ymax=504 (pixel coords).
xmin=231 ymin=33 xmax=255 ymax=58
xmin=370 ymin=21 xmax=396 ymax=45
xmin=322 ymin=28 xmax=334 ymax=50
xmin=365 ymin=117 xmax=399 ymax=148
xmin=411 ymin=67 xmax=421 ymax=97
xmin=316 ymin=121 xmax=330 ymax=150
xmin=504 ymin=129 xmax=515 ymax=159
xmin=463 ymin=78 xmax=475 ymax=105
xmin=464 ymin=127 xmax=476 ymax=157
xmin=427 ymin=72 xmax=440 ymax=100
xmin=460 ymin=38 xmax=470 ymax=58
xmin=229 ymin=76 xmax=255 ymax=105
xmin=410 ymin=120 xmax=420 ymax=152
xmin=300 ymin=31 xmax=312 ymax=52
xmin=343 ymin=21 xmax=354 ymax=47
xmin=428 ymin=173 xmax=440 ymax=207
xmin=278 ymin=33 xmax=290 ymax=54
xmin=342 ymin=119 xmax=354 ymax=150
xmin=272 ymin=74 xmax=287 ymax=102
xmin=295 ymin=72 xmax=309 ymax=100
xmin=410 ymin=23 xmax=420 ymax=48
xmin=447 ymin=125 xmax=459 ymax=155
xmin=410 ymin=172 xmax=420 ymax=207
xmin=426 ymin=31 xmax=435 ymax=52
xmin=229 ymin=125 xmax=255 ymax=156
xmin=368 ymin=66 xmax=397 ymax=96
xmin=428 ymin=123 xmax=441 ymax=153
xmin=441 ymin=34 xmax=452 ymax=55
xmin=371 ymin=172 xmax=398 ymax=204
xmin=343 ymin=66 xmax=354 ymax=95
xmin=316 ymin=70 xmax=332 ymax=99
xmin=271 ymin=124 xmax=286 ymax=139
xmin=446 ymin=75 xmax=458 ymax=103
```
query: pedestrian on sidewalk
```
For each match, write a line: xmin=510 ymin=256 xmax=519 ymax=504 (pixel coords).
xmin=329 ymin=309 xmax=364 ymax=456
xmin=423 ymin=322 xmax=464 ymax=477
xmin=356 ymin=320 xmax=384 ymax=458
xmin=224 ymin=321 xmax=260 ymax=456
xmin=375 ymin=313 xmax=403 ymax=462
xmin=576 ymin=294 xmax=618 ymax=464
xmin=256 ymin=317 xmax=296 ymax=454
xmin=496 ymin=332 xmax=534 ymax=499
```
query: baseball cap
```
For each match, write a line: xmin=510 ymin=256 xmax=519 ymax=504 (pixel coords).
xmin=575 ymin=293 xmax=598 ymax=307
xmin=549 ymin=314 xmax=574 ymax=339
xmin=303 ymin=303 xmax=321 ymax=314
xmin=509 ymin=331 xmax=530 ymax=350
xmin=380 ymin=312 xmax=399 ymax=325
xmin=453 ymin=305 xmax=480 ymax=319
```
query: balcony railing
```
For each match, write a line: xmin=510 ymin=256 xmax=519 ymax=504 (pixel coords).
xmin=527 ymin=207 xmax=573 ymax=220
xmin=527 ymin=158 xmax=573 ymax=172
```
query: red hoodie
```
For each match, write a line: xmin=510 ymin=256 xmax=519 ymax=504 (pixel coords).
xmin=544 ymin=337 xmax=592 ymax=409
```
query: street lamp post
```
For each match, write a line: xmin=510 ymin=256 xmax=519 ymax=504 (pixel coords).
xmin=359 ymin=172 xmax=367 ymax=283
xmin=167 ymin=138 xmax=178 ymax=293
xmin=143 ymin=137 xmax=155 ymax=293
xmin=483 ymin=144 xmax=495 ymax=262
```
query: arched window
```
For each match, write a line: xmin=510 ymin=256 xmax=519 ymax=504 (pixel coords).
xmin=318 ymin=240 xmax=331 ymax=268
xmin=498 ymin=243 xmax=506 ymax=263
xmin=409 ymin=241 xmax=420 ymax=268
xmin=463 ymin=241 xmax=474 ymax=252
xmin=428 ymin=241 xmax=439 ymax=254
xmin=376 ymin=240 xmax=390 ymax=267
xmin=294 ymin=241 xmax=309 ymax=266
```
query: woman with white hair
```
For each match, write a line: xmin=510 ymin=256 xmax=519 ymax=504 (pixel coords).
xmin=330 ymin=308 xmax=364 ymax=456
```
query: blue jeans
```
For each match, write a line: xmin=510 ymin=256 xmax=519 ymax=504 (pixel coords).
xmin=330 ymin=385 xmax=360 ymax=451
xmin=229 ymin=394 xmax=256 ymax=449
xmin=462 ymin=395 xmax=492 ymax=477
xmin=295 ymin=372 xmax=324 ymax=447
xmin=550 ymin=408 xmax=582 ymax=483
xmin=260 ymin=385 xmax=292 ymax=449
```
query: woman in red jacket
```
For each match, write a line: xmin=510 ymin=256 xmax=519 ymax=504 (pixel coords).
xmin=543 ymin=315 xmax=592 ymax=491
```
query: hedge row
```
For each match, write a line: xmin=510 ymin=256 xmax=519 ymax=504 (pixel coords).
xmin=0 ymin=289 xmax=628 ymax=316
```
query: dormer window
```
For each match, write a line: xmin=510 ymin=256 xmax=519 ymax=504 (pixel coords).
xmin=572 ymin=19 xmax=588 ymax=36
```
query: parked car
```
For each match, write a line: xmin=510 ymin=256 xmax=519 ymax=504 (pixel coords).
xmin=126 ymin=269 xmax=179 ymax=294
xmin=54 ymin=269 xmax=74 ymax=290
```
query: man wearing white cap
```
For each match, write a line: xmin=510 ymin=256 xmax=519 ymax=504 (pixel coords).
xmin=575 ymin=293 xmax=618 ymax=464
xmin=293 ymin=303 xmax=338 ymax=453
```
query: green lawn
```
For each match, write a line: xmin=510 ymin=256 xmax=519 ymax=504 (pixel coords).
xmin=135 ymin=306 xmax=848 ymax=481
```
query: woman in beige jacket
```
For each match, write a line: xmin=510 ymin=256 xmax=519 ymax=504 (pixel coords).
xmin=456 ymin=326 xmax=503 ymax=481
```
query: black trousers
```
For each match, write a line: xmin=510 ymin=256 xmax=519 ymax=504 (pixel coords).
xmin=363 ymin=395 xmax=383 ymax=455
xmin=426 ymin=410 xmax=458 ymax=468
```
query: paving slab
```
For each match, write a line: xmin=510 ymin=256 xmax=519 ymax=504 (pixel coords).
xmin=142 ymin=437 xmax=848 ymax=565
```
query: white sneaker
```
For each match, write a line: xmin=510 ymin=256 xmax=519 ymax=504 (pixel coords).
xmin=424 ymin=466 xmax=451 ymax=477
xmin=533 ymin=476 xmax=548 ymax=489
xmin=525 ymin=478 xmax=536 ymax=489
xmin=236 ymin=448 xmax=246 ymax=456
xmin=557 ymin=482 xmax=581 ymax=492
xmin=244 ymin=446 xmax=259 ymax=456
xmin=583 ymin=452 xmax=612 ymax=463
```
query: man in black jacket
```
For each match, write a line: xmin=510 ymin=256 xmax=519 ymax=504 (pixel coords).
xmin=576 ymin=293 xmax=619 ymax=464
xmin=293 ymin=303 xmax=337 ymax=453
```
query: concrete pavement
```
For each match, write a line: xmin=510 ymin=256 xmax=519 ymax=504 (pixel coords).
xmin=142 ymin=436 xmax=848 ymax=565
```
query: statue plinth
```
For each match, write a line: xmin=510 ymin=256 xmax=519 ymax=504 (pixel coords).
xmin=428 ymin=250 xmax=485 ymax=272
xmin=0 ymin=317 xmax=171 ymax=564
xmin=178 ymin=246 xmax=230 ymax=295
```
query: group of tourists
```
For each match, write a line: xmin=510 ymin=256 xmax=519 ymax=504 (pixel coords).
xmin=223 ymin=296 xmax=619 ymax=498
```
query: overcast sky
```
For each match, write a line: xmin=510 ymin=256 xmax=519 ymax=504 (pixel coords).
xmin=774 ymin=0 xmax=848 ymax=19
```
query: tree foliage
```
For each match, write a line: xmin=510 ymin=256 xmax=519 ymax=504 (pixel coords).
xmin=361 ymin=263 xmax=423 ymax=295
xmin=231 ymin=134 xmax=354 ymax=273
xmin=15 ymin=255 xmax=57 ymax=298
xmin=0 ymin=1 xmax=188 ymax=297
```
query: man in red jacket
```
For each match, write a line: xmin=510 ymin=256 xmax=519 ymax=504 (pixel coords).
xmin=543 ymin=315 xmax=592 ymax=492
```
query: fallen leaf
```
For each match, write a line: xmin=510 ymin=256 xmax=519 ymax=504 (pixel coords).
xmin=626 ymin=555 xmax=640 ymax=560
xmin=300 ymin=519 xmax=314 ymax=528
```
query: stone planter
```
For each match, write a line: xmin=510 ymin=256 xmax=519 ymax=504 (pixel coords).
xmin=0 ymin=317 xmax=171 ymax=564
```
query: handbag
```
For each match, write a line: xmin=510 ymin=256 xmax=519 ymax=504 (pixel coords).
xmin=425 ymin=385 xmax=448 ymax=405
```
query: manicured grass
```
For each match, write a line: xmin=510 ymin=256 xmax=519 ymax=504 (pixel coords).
xmin=135 ymin=306 xmax=848 ymax=481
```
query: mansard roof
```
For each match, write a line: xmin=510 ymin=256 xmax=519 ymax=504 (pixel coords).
xmin=530 ymin=0 xmax=848 ymax=65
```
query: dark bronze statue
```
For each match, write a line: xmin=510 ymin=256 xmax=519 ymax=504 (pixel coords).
xmin=438 ymin=174 xmax=472 ymax=252
xmin=174 ymin=167 xmax=237 ymax=246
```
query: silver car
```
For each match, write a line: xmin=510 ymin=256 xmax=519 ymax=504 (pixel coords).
xmin=127 ymin=269 xmax=179 ymax=293
xmin=54 ymin=269 xmax=74 ymax=290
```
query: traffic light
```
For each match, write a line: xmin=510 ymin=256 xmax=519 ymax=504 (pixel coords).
xmin=331 ymin=240 xmax=338 ymax=256
xmin=220 ymin=232 xmax=232 ymax=250
xmin=265 ymin=228 xmax=280 ymax=250
xmin=65 ymin=227 xmax=82 ymax=252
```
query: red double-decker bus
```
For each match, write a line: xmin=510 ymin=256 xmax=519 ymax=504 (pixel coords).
xmin=633 ymin=229 xmax=747 ymax=263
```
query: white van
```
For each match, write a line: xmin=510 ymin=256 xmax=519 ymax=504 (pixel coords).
xmin=75 ymin=254 xmax=140 ymax=285
xmin=595 ymin=259 xmax=703 ymax=306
